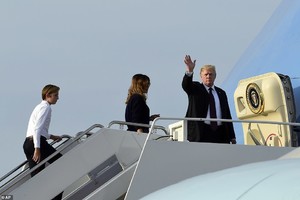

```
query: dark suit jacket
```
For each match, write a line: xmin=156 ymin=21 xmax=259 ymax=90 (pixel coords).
xmin=182 ymin=73 xmax=235 ymax=142
xmin=125 ymin=94 xmax=150 ymax=133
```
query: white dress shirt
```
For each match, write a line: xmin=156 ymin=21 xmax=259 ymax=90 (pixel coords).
xmin=26 ymin=100 xmax=52 ymax=148
xmin=203 ymin=85 xmax=222 ymax=126
xmin=185 ymin=72 xmax=222 ymax=125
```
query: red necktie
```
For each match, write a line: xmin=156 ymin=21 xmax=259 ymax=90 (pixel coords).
xmin=209 ymin=88 xmax=218 ymax=131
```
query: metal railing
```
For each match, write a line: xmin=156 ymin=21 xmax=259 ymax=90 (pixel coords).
xmin=2 ymin=118 xmax=300 ymax=195
xmin=108 ymin=120 xmax=169 ymax=135
xmin=0 ymin=124 xmax=104 ymax=195
xmin=0 ymin=135 xmax=72 ymax=186
xmin=127 ymin=116 xmax=300 ymax=193
xmin=146 ymin=117 xmax=300 ymax=145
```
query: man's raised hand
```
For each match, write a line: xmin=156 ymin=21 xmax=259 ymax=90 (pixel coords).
xmin=184 ymin=55 xmax=196 ymax=72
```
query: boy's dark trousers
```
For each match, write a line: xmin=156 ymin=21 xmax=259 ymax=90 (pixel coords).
xmin=23 ymin=136 xmax=63 ymax=200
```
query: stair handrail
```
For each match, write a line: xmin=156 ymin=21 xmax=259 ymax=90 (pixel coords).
xmin=108 ymin=120 xmax=169 ymax=135
xmin=126 ymin=116 xmax=300 ymax=196
xmin=0 ymin=123 xmax=104 ymax=195
xmin=0 ymin=134 xmax=72 ymax=185
xmin=146 ymin=117 xmax=300 ymax=146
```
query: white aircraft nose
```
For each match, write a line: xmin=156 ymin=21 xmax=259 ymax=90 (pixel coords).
xmin=141 ymin=157 xmax=300 ymax=200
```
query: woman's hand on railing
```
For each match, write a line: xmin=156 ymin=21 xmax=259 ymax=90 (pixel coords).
xmin=150 ymin=114 xmax=160 ymax=121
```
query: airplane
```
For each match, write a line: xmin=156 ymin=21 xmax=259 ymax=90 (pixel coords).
xmin=1 ymin=0 xmax=300 ymax=199
xmin=222 ymin=0 xmax=300 ymax=145
xmin=137 ymin=0 xmax=300 ymax=199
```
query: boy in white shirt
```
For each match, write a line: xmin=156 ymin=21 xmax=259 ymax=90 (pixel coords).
xmin=23 ymin=84 xmax=63 ymax=200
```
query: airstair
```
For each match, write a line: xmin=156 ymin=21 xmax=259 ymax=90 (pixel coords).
xmin=1 ymin=119 xmax=300 ymax=200
xmin=0 ymin=123 xmax=168 ymax=200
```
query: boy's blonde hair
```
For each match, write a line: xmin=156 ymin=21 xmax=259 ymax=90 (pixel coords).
xmin=42 ymin=84 xmax=60 ymax=100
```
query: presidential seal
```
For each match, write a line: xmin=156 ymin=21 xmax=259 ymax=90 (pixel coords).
xmin=246 ymin=83 xmax=264 ymax=114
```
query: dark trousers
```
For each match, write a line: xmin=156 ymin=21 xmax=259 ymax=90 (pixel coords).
xmin=201 ymin=124 xmax=230 ymax=144
xmin=23 ymin=136 xmax=63 ymax=200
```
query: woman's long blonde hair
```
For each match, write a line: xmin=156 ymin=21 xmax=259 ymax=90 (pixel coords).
xmin=125 ymin=74 xmax=150 ymax=104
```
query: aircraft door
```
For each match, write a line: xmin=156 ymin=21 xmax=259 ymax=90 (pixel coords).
xmin=234 ymin=72 xmax=297 ymax=147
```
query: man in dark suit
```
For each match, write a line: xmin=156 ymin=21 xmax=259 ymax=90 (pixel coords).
xmin=182 ymin=55 xmax=236 ymax=144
